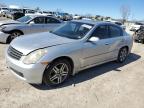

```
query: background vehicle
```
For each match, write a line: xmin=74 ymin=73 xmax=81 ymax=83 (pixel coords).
xmin=0 ymin=15 xmax=63 ymax=43
xmin=42 ymin=11 xmax=53 ymax=16
xmin=55 ymin=12 xmax=73 ymax=21
xmin=134 ymin=26 xmax=144 ymax=44
xmin=5 ymin=8 xmax=24 ymax=19
xmin=0 ymin=7 xmax=9 ymax=17
xmin=130 ymin=22 xmax=144 ymax=31
xmin=24 ymin=9 xmax=36 ymax=16
xmin=6 ymin=21 xmax=133 ymax=86
xmin=73 ymin=15 xmax=82 ymax=20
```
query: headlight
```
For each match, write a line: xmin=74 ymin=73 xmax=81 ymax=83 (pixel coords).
xmin=23 ymin=48 xmax=48 ymax=64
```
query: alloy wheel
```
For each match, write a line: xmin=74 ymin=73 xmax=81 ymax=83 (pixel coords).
xmin=49 ymin=63 xmax=69 ymax=84
xmin=119 ymin=48 xmax=128 ymax=62
xmin=11 ymin=32 xmax=21 ymax=40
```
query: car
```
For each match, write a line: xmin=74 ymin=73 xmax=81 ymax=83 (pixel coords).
xmin=134 ymin=26 xmax=144 ymax=44
xmin=55 ymin=12 xmax=73 ymax=21
xmin=0 ymin=15 xmax=63 ymax=43
xmin=73 ymin=15 xmax=82 ymax=20
xmin=130 ymin=22 xmax=144 ymax=31
xmin=5 ymin=8 xmax=23 ymax=19
xmin=6 ymin=20 xmax=133 ymax=86
xmin=24 ymin=9 xmax=36 ymax=16
xmin=41 ymin=11 xmax=53 ymax=16
xmin=0 ymin=7 xmax=9 ymax=17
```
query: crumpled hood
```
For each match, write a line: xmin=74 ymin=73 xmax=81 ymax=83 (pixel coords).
xmin=0 ymin=20 xmax=21 ymax=26
xmin=10 ymin=32 xmax=75 ymax=55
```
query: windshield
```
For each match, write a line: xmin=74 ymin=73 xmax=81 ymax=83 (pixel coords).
xmin=51 ymin=21 xmax=94 ymax=39
xmin=17 ymin=16 xmax=32 ymax=23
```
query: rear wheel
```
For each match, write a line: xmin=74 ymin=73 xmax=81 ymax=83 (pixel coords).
xmin=117 ymin=47 xmax=128 ymax=63
xmin=142 ymin=39 xmax=144 ymax=44
xmin=7 ymin=31 xmax=22 ymax=43
xmin=43 ymin=59 xmax=72 ymax=86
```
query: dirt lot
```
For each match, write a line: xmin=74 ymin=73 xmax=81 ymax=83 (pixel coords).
xmin=0 ymin=18 xmax=144 ymax=108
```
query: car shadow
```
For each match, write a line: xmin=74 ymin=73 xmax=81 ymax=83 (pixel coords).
xmin=31 ymin=53 xmax=141 ymax=90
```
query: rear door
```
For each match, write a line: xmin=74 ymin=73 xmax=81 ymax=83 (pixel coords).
xmin=107 ymin=25 xmax=125 ymax=59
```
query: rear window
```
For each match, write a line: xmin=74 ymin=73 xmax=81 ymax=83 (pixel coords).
xmin=109 ymin=25 xmax=123 ymax=37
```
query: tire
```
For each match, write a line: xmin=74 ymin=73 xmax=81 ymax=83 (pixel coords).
xmin=117 ymin=47 xmax=128 ymax=63
xmin=43 ymin=59 xmax=72 ymax=86
xmin=142 ymin=39 xmax=144 ymax=44
xmin=7 ymin=31 xmax=22 ymax=43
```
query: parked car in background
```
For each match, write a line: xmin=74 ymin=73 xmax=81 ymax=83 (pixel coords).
xmin=42 ymin=11 xmax=53 ymax=16
xmin=6 ymin=20 xmax=133 ymax=86
xmin=73 ymin=15 xmax=82 ymax=20
xmin=0 ymin=7 xmax=9 ymax=17
xmin=24 ymin=9 xmax=36 ymax=16
xmin=55 ymin=12 xmax=73 ymax=21
xmin=0 ymin=15 xmax=63 ymax=43
xmin=5 ymin=8 xmax=23 ymax=19
xmin=134 ymin=26 xmax=144 ymax=44
xmin=130 ymin=22 xmax=144 ymax=31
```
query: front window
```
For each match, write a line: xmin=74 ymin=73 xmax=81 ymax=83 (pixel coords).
xmin=91 ymin=25 xmax=109 ymax=39
xmin=16 ymin=16 xmax=32 ymax=23
xmin=2 ymin=8 xmax=8 ymax=11
xmin=51 ymin=21 xmax=94 ymax=39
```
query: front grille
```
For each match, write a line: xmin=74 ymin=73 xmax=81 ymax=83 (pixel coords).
xmin=8 ymin=46 xmax=23 ymax=60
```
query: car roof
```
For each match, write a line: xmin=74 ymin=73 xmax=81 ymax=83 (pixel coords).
xmin=27 ymin=15 xmax=61 ymax=21
xmin=72 ymin=20 xmax=119 ymax=26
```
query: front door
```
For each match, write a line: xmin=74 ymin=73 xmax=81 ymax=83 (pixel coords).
xmin=82 ymin=25 xmax=112 ymax=67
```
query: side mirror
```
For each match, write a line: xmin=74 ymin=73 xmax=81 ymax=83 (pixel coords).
xmin=89 ymin=37 xmax=99 ymax=43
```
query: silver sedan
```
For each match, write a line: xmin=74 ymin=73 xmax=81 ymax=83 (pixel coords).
xmin=6 ymin=20 xmax=133 ymax=86
xmin=0 ymin=15 xmax=62 ymax=43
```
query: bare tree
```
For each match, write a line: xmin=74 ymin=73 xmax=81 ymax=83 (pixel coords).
xmin=120 ymin=5 xmax=131 ymax=24
xmin=56 ymin=8 xmax=62 ymax=13
xmin=35 ymin=7 xmax=40 ymax=11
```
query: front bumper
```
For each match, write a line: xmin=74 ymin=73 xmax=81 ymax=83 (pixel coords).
xmin=0 ymin=31 xmax=9 ymax=43
xmin=6 ymin=52 xmax=47 ymax=84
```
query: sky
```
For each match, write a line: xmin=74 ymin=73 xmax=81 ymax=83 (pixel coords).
xmin=0 ymin=0 xmax=143 ymax=20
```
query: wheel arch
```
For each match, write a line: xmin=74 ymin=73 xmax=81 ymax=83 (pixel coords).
xmin=8 ymin=29 xmax=24 ymax=35
xmin=6 ymin=29 xmax=24 ymax=43
xmin=50 ymin=56 xmax=74 ymax=73
xmin=120 ymin=46 xmax=129 ymax=53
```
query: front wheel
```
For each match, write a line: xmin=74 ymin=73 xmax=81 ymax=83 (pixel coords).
xmin=117 ymin=47 xmax=128 ymax=63
xmin=43 ymin=59 xmax=72 ymax=86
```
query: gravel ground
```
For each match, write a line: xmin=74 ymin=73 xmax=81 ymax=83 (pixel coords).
xmin=0 ymin=17 xmax=144 ymax=108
